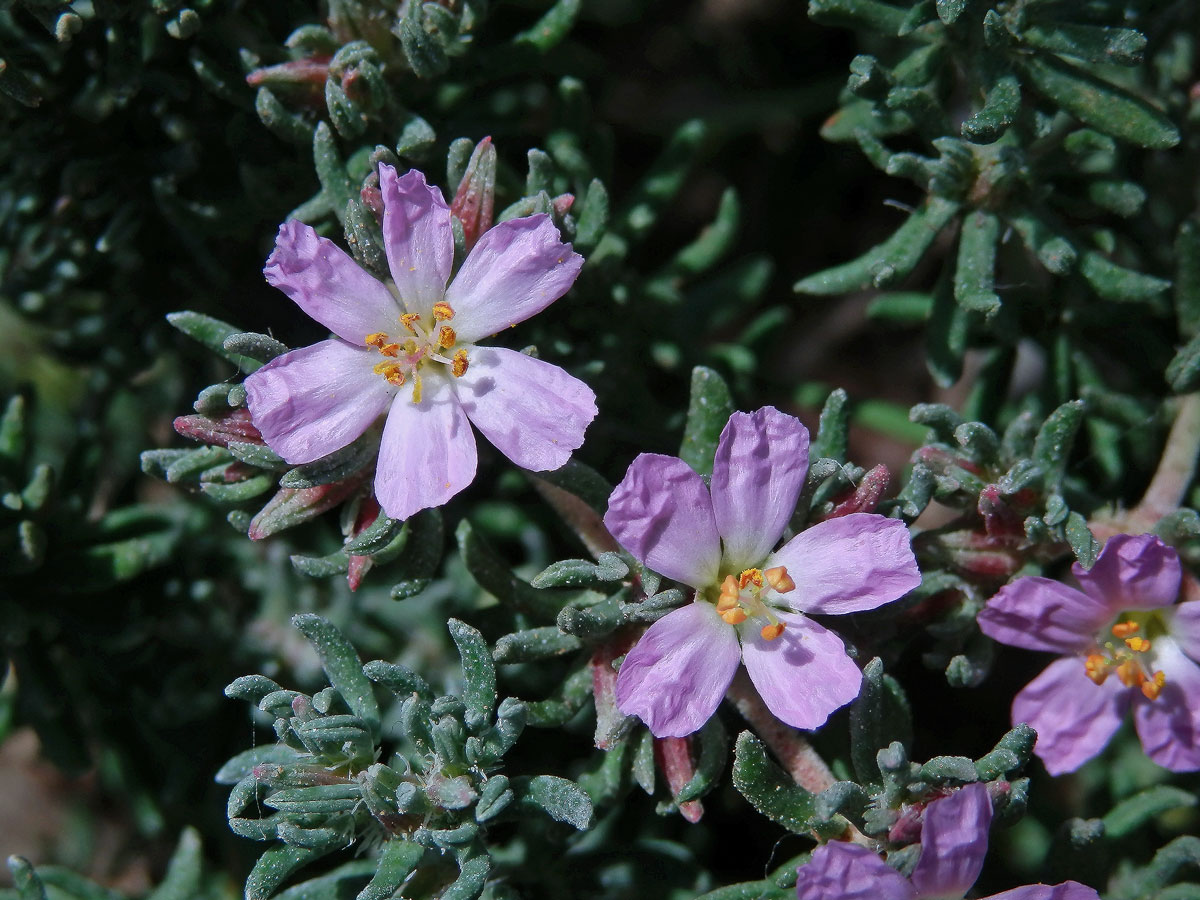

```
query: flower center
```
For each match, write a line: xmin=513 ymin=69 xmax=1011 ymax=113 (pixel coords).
xmin=714 ymin=566 xmax=795 ymax=641
xmin=1084 ymin=610 xmax=1168 ymax=700
xmin=364 ymin=301 xmax=469 ymax=402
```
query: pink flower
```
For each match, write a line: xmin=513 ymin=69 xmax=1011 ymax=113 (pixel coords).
xmin=602 ymin=407 xmax=921 ymax=738
xmin=795 ymin=783 xmax=1098 ymax=900
xmin=244 ymin=164 xmax=597 ymax=521
xmin=978 ymin=533 xmax=1200 ymax=774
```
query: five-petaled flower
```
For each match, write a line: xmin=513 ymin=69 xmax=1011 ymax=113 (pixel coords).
xmin=978 ymin=533 xmax=1200 ymax=774
xmin=795 ymin=783 xmax=1098 ymax=900
xmin=602 ymin=406 xmax=921 ymax=738
xmin=244 ymin=164 xmax=597 ymax=522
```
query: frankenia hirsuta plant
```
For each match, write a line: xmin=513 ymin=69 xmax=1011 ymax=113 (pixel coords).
xmin=795 ymin=783 xmax=1099 ymax=900
xmin=602 ymin=406 xmax=921 ymax=738
xmin=978 ymin=533 xmax=1200 ymax=774
xmin=244 ymin=164 xmax=597 ymax=521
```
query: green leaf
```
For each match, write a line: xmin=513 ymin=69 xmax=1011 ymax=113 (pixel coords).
xmin=1033 ymin=401 xmax=1084 ymax=490
xmin=493 ymin=627 xmax=582 ymax=663
xmin=246 ymin=847 xmax=331 ymax=900
xmin=679 ymin=366 xmax=734 ymax=476
xmin=166 ymin=311 xmax=263 ymax=372
xmin=439 ymin=856 xmax=491 ymax=900
xmin=849 ymin=658 xmax=912 ymax=783
xmin=1103 ymin=786 xmax=1197 ymax=840
xmin=1019 ymin=23 xmax=1146 ymax=67
xmin=954 ymin=211 xmax=1001 ymax=314
xmin=926 ymin=275 xmax=969 ymax=387
xmin=455 ymin=520 xmax=566 ymax=618
xmin=6 ymin=857 xmax=47 ymax=900
xmin=935 ymin=0 xmax=965 ymax=25
xmin=731 ymin=731 xmax=816 ymax=833
xmin=1168 ymin=333 xmax=1200 ymax=393
xmin=669 ymin=188 xmax=740 ymax=277
xmin=620 ymin=119 xmax=707 ymax=240
xmin=1019 ymin=55 xmax=1179 ymax=150
xmin=291 ymin=615 xmax=380 ymax=741
xmin=1079 ymin=252 xmax=1170 ymax=305
xmin=513 ymin=0 xmax=581 ymax=50
xmin=574 ymin=179 xmax=609 ymax=255
xmin=962 ymin=74 xmax=1020 ymax=144
xmin=812 ymin=388 xmax=849 ymax=462
xmin=312 ymin=122 xmax=355 ymax=226
xmin=1176 ymin=218 xmax=1200 ymax=339
xmin=343 ymin=514 xmax=404 ymax=555
xmin=676 ymin=716 xmax=728 ymax=804
xmin=807 ymin=0 xmax=907 ymax=33
xmin=448 ymin=619 xmax=496 ymax=732
xmin=518 ymin=775 xmax=595 ymax=830
xmin=362 ymin=659 xmax=433 ymax=700
xmin=1007 ymin=208 xmax=1076 ymax=275
xmin=531 ymin=553 xmax=628 ymax=589
xmin=1066 ymin=512 xmax=1099 ymax=567
xmin=356 ymin=841 xmax=424 ymax=900
xmin=215 ymin=745 xmax=303 ymax=784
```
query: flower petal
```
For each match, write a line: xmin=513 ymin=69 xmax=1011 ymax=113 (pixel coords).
xmin=264 ymin=219 xmax=398 ymax=343
xmin=1073 ymin=533 xmax=1181 ymax=612
xmin=603 ymin=454 xmax=722 ymax=588
xmin=444 ymin=215 xmax=583 ymax=344
xmin=614 ymin=602 xmax=741 ymax=738
xmin=1132 ymin=637 xmax=1200 ymax=772
xmin=1165 ymin=600 xmax=1200 ymax=663
xmin=454 ymin=346 xmax=596 ymax=472
xmin=910 ymin=782 xmax=991 ymax=900
xmin=709 ymin=407 xmax=809 ymax=572
xmin=1012 ymin=657 xmax=1129 ymax=776
xmin=244 ymin=339 xmax=392 ymax=465
xmin=988 ymin=883 xmax=1100 ymax=900
xmin=795 ymin=842 xmax=917 ymax=900
xmin=740 ymin=611 xmax=861 ymax=730
xmin=373 ymin=380 xmax=477 ymax=521
xmin=767 ymin=514 xmax=921 ymax=615
xmin=978 ymin=578 xmax=1112 ymax=654
xmin=380 ymin=165 xmax=453 ymax=312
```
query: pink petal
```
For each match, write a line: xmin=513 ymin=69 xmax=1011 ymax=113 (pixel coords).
xmin=379 ymin=165 xmax=454 ymax=312
xmin=766 ymin=514 xmax=920 ymax=615
xmin=453 ymin=346 xmax=596 ymax=472
xmin=264 ymin=219 xmax=399 ymax=343
xmin=1132 ymin=638 xmax=1200 ymax=771
xmin=795 ymin=842 xmax=917 ymax=900
xmin=244 ymin=339 xmax=392 ymax=465
xmin=1073 ymin=533 xmax=1181 ymax=612
xmin=910 ymin=783 xmax=991 ymax=899
xmin=1165 ymin=600 xmax=1200 ymax=662
xmin=988 ymin=884 xmax=1101 ymax=900
xmin=978 ymin=578 xmax=1112 ymax=654
xmin=1012 ymin=657 xmax=1129 ymax=776
xmin=443 ymin=215 xmax=583 ymax=344
xmin=709 ymin=407 xmax=809 ymax=572
xmin=614 ymin=602 xmax=741 ymax=738
xmin=603 ymin=454 xmax=722 ymax=588
xmin=739 ymin=611 xmax=861 ymax=730
xmin=373 ymin=382 xmax=477 ymax=521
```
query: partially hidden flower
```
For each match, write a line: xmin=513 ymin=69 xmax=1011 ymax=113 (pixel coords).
xmin=244 ymin=164 xmax=597 ymax=521
xmin=978 ymin=533 xmax=1200 ymax=774
xmin=602 ymin=406 xmax=921 ymax=738
xmin=795 ymin=783 xmax=1098 ymax=900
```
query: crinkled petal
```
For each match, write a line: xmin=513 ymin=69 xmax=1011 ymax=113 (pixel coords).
xmin=1012 ymin=657 xmax=1129 ymax=776
xmin=453 ymin=346 xmax=596 ymax=472
xmin=978 ymin=578 xmax=1112 ymax=654
xmin=795 ymin=842 xmax=917 ymax=900
xmin=1133 ymin=637 xmax=1200 ymax=772
xmin=709 ymin=407 xmax=809 ymax=572
xmin=910 ymin=782 xmax=992 ymax=899
xmin=1166 ymin=601 xmax=1200 ymax=663
xmin=741 ymin=610 xmax=862 ymax=730
xmin=614 ymin=602 xmax=741 ymax=738
xmin=444 ymin=215 xmax=583 ymax=344
xmin=604 ymin=454 xmax=721 ymax=588
xmin=987 ymin=883 xmax=1100 ymax=900
xmin=380 ymin=165 xmax=453 ymax=312
xmin=244 ymin=339 xmax=392 ymax=465
xmin=373 ymin=380 xmax=477 ymax=521
xmin=264 ymin=219 xmax=398 ymax=343
xmin=766 ymin=514 xmax=921 ymax=615
xmin=1073 ymin=533 xmax=1181 ymax=612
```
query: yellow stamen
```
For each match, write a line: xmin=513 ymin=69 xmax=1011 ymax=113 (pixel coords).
xmin=763 ymin=566 xmax=795 ymax=594
xmin=1111 ymin=621 xmax=1140 ymax=639
xmin=403 ymin=339 xmax=419 ymax=355
xmin=451 ymin=348 xmax=469 ymax=378
xmin=411 ymin=373 xmax=423 ymax=404
xmin=379 ymin=343 xmax=400 ymax=358
xmin=1141 ymin=671 xmax=1167 ymax=700
xmin=1116 ymin=659 xmax=1143 ymax=689
xmin=438 ymin=325 xmax=457 ymax=349
xmin=400 ymin=313 xmax=421 ymax=333
xmin=1084 ymin=653 xmax=1110 ymax=685
xmin=739 ymin=568 xmax=763 ymax=590
xmin=432 ymin=301 xmax=454 ymax=321
xmin=719 ymin=607 xmax=747 ymax=625
xmin=760 ymin=622 xmax=786 ymax=641
xmin=372 ymin=361 xmax=406 ymax=386
xmin=1125 ymin=636 xmax=1151 ymax=653
xmin=365 ymin=332 xmax=388 ymax=348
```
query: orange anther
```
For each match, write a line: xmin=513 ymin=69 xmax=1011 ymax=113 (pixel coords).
xmin=1115 ymin=659 xmax=1143 ymax=689
xmin=379 ymin=343 xmax=400 ymax=358
xmin=1125 ymin=636 xmax=1151 ymax=653
xmin=432 ymin=301 xmax=454 ymax=321
xmin=438 ymin=325 xmax=457 ymax=349
xmin=373 ymin=361 xmax=406 ymax=386
xmin=1140 ymin=670 xmax=1167 ymax=700
xmin=760 ymin=623 xmax=786 ymax=641
xmin=451 ymin=349 xmax=469 ymax=378
xmin=400 ymin=313 xmax=421 ymax=333
xmin=719 ymin=607 xmax=747 ymax=625
xmin=365 ymin=332 xmax=388 ymax=348
xmin=1084 ymin=654 xmax=1110 ymax=685
xmin=739 ymin=568 xmax=763 ymax=590
xmin=1111 ymin=621 xmax=1140 ymax=639
xmin=764 ymin=566 xmax=796 ymax=594
xmin=716 ymin=594 xmax=740 ymax=613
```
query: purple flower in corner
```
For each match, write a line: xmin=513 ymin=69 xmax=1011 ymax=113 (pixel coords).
xmin=602 ymin=406 xmax=921 ymax=738
xmin=795 ymin=783 xmax=1098 ymax=900
xmin=978 ymin=533 xmax=1200 ymax=774
xmin=244 ymin=164 xmax=597 ymax=521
